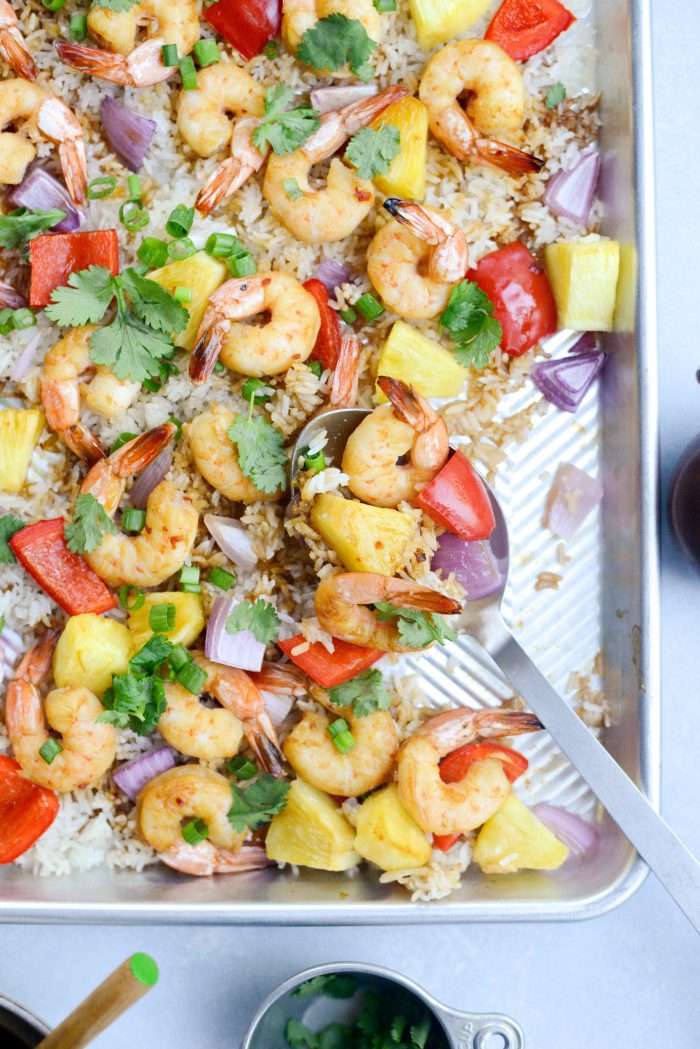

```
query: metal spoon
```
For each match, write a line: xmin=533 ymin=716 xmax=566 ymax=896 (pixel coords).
xmin=292 ymin=407 xmax=700 ymax=933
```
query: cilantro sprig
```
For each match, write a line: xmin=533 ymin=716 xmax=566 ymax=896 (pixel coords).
xmin=46 ymin=266 xmax=188 ymax=384
xmin=284 ymin=988 xmax=440 ymax=1049
xmin=227 ymin=774 xmax=290 ymax=832
xmin=346 ymin=124 xmax=400 ymax=180
xmin=227 ymin=397 xmax=287 ymax=495
xmin=252 ymin=85 xmax=321 ymax=157
xmin=328 ymin=668 xmax=391 ymax=717
xmin=297 ymin=13 xmax=377 ymax=81
xmin=64 ymin=493 xmax=117 ymax=554
xmin=225 ymin=598 xmax=280 ymax=645
xmin=293 ymin=975 xmax=358 ymax=1000
xmin=374 ymin=603 xmax=457 ymax=649
xmin=0 ymin=514 xmax=24 ymax=564
xmin=0 ymin=208 xmax=67 ymax=250
xmin=439 ymin=280 xmax=502 ymax=370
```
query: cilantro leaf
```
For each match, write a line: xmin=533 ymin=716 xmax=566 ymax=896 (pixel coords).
xmin=252 ymin=85 xmax=321 ymax=157
xmin=227 ymin=414 xmax=287 ymax=494
xmin=64 ymin=493 xmax=117 ymax=554
xmin=409 ymin=1016 xmax=431 ymax=1049
xmin=328 ymin=669 xmax=390 ymax=717
xmin=293 ymin=975 xmax=358 ymax=1000
xmin=451 ymin=316 xmax=502 ymax=369
xmin=297 ymin=13 xmax=377 ymax=81
xmin=346 ymin=124 xmax=400 ymax=180
xmin=45 ymin=265 xmax=116 ymax=326
xmin=97 ymin=671 xmax=166 ymax=735
xmin=0 ymin=208 xmax=67 ymax=250
xmin=227 ymin=773 xmax=290 ymax=832
xmin=317 ymin=1025 xmax=354 ymax=1049
xmin=90 ymin=0 xmax=139 ymax=9
xmin=286 ymin=1020 xmax=319 ymax=1049
xmin=439 ymin=280 xmax=502 ymax=370
xmin=374 ymin=603 xmax=457 ymax=649
xmin=225 ymin=598 xmax=280 ymax=645
xmin=129 ymin=634 xmax=174 ymax=674
xmin=545 ymin=82 xmax=566 ymax=109
xmin=119 ymin=268 xmax=188 ymax=335
xmin=89 ymin=309 xmax=176 ymax=383
xmin=0 ymin=514 xmax=24 ymax=564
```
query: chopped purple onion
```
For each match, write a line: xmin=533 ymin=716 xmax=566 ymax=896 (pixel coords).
xmin=314 ymin=257 xmax=352 ymax=293
xmin=431 ymin=532 xmax=503 ymax=600
xmin=0 ymin=280 xmax=26 ymax=310
xmin=100 ymin=96 xmax=156 ymax=173
xmin=310 ymin=84 xmax=378 ymax=114
xmin=204 ymin=515 xmax=257 ymax=572
xmin=543 ymin=462 xmax=603 ymax=540
xmin=205 ymin=595 xmax=266 ymax=672
xmin=543 ymin=150 xmax=601 ymax=226
xmin=129 ymin=445 xmax=173 ymax=509
xmin=531 ymin=351 xmax=605 ymax=413
xmin=533 ymin=803 xmax=600 ymax=858
xmin=112 ymin=745 xmax=177 ymax=801
xmin=8 ymin=165 xmax=84 ymax=232
xmin=11 ymin=332 xmax=41 ymax=383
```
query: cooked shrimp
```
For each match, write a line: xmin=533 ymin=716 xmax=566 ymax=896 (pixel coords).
xmin=397 ymin=708 xmax=543 ymax=835
xmin=249 ymin=660 xmax=308 ymax=696
xmin=189 ymin=272 xmax=320 ymax=385
xmin=177 ymin=63 xmax=266 ymax=215
xmin=367 ymin=200 xmax=470 ymax=319
xmin=5 ymin=632 xmax=117 ymax=792
xmin=282 ymin=0 xmax=381 ymax=58
xmin=315 ymin=572 xmax=462 ymax=652
xmin=161 ymin=840 xmax=272 ymax=876
xmin=137 ymin=765 xmax=251 ymax=875
xmin=186 ymin=406 xmax=283 ymax=503
xmin=0 ymin=0 xmax=37 ymax=80
xmin=158 ymin=654 xmax=285 ymax=774
xmin=330 ymin=332 xmax=361 ymax=408
xmin=418 ymin=39 xmax=543 ymax=175
xmin=283 ymin=687 xmax=398 ymax=796
xmin=263 ymin=85 xmax=408 ymax=245
xmin=56 ymin=0 xmax=199 ymax=88
xmin=342 ymin=378 xmax=449 ymax=507
xmin=79 ymin=423 xmax=199 ymax=587
xmin=40 ymin=326 xmax=139 ymax=465
xmin=0 ymin=79 xmax=87 ymax=204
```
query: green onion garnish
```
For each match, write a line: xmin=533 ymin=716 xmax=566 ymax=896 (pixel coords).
xmin=228 ymin=755 xmax=258 ymax=780
xmin=137 ymin=237 xmax=168 ymax=269
xmin=283 ymin=178 xmax=304 ymax=201
xmin=204 ymin=232 xmax=246 ymax=258
xmin=178 ymin=55 xmax=198 ymax=89
xmin=119 ymin=200 xmax=149 ymax=232
xmin=0 ymin=310 xmax=14 ymax=335
xmin=263 ymin=39 xmax=279 ymax=59
xmin=303 ymin=447 xmax=325 ymax=474
xmin=169 ymin=644 xmax=191 ymax=672
xmin=127 ymin=174 xmax=142 ymax=201
xmin=39 ymin=739 xmax=63 ymax=764
xmin=228 ymin=253 xmax=257 ymax=278
xmin=213 ymin=361 xmax=225 ymax=375
xmin=69 ymin=13 xmax=87 ymax=40
xmin=122 ymin=507 xmax=146 ymax=533
xmin=161 ymin=43 xmax=178 ymax=67
xmin=327 ymin=718 xmax=356 ymax=753
xmin=168 ymin=416 xmax=183 ymax=441
xmin=42 ymin=0 xmax=65 ymax=10
xmin=119 ymin=585 xmax=144 ymax=611
xmin=87 ymin=176 xmax=116 ymax=200
xmin=0 ymin=616 xmax=4 ymax=632
xmin=177 ymin=660 xmax=207 ymax=695
xmin=374 ymin=0 xmax=396 ymax=9
xmin=166 ymin=204 xmax=195 ymax=239
xmin=242 ymin=377 xmax=272 ymax=405
xmin=109 ymin=433 xmax=137 ymax=454
xmin=180 ymin=583 xmax=201 ymax=594
xmin=208 ymin=566 xmax=235 ymax=591
xmin=179 ymin=565 xmax=200 ymax=586
xmin=181 ymin=818 xmax=209 ymax=845
xmin=355 ymin=292 xmax=384 ymax=322
xmin=307 ymin=359 xmax=322 ymax=378
xmin=11 ymin=309 xmax=36 ymax=331
xmin=174 ymin=285 xmax=193 ymax=304
xmin=149 ymin=602 xmax=176 ymax=633
xmin=167 ymin=237 xmax=196 ymax=261
xmin=340 ymin=307 xmax=358 ymax=324
xmin=193 ymin=38 xmax=220 ymax=67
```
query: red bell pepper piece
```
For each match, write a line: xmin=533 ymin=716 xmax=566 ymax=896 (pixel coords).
xmin=433 ymin=743 xmax=529 ymax=852
xmin=0 ymin=755 xmax=59 ymax=864
xmin=204 ymin=0 xmax=281 ymax=59
xmin=278 ymin=634 xmax=382 ymax=688
xmin=466 ymin=241 xmax=557 ymax=358
xmin=414 ymin=452 xmax=495 ymax=542
xmin=9 ymin=519 xmax=116 ymax=616
xmin=29 ymin=229 xmax=119 ymax=309
xmin=485 ymin=0 xmax=575 ymax=61
xmin=303 ymin=279 xmax=342 ymax=370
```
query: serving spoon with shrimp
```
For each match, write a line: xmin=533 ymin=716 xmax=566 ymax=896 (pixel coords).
xmin=292 ymin=406 xmax=700 ymax=934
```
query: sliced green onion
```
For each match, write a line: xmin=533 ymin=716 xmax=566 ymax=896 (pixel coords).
xmin=179 ymin=565 xmax=200 ymax=586
xmin=119 ymin=585 xmax=145 ymax=611
xmin=39 ymin=739 xmax=63 ymax=764
xmin=374 ymin=0 xmax=396 ymax=9
xmin=208 ymin=566 xmax=235 ymax=591
xmin=0 ymin=616 xmax=5 ymax=633
xmin=0 ymin=310 xmax=14 ymax=335
xmin=213 ymin=361 xmax=225 ymax=375
xmin=119 ymin=200 xmax=149 ymax=232
xmin=149 ymin=602 xmax=176 ymax=633
xmin=193 ymin=38 xmax=220 ymax=66
xmin=304 ymin=448 xmax=325 ymax=474
xmin=178 ymin=55 xmax=198 ymax=89
xmin=180 ymin=582 xmax=201 ymax=594
xmin=42 ymin=0 xmax=65 ymax=10
xmin=127 ymin=174 xmax=142 ymax=201
xmin=283 ymin=178 xmax=303 ymax=201
xmin=161 ymin=43 xmax=178 ymax=67
xmin=340 ymin=307 xmax=358 ymax=324
xmin=355 ymin=292 xmax=384 ymax=322
xmin=174 ymin=285 xmax=193 ymax=304
xmin=110 ymin=432 xmax=137 ymax=454
xmin=167 ymin=237 xmax=196 ymax=261
xmin=166 ymin=204 xmax=195 ymax=239
xmin=137 ymin=237 xmax=168 ymax=269
xmin=307 ymin=359 xmax=322 ymax=378
xmin=12 ymin=309 xmax=36 ymax=331
xmin=327 ymin=718 xmax=350 ymax=738
xmin=228 ymin=253 xmax=257 ymax=278
xmin=177 ymin=660 xmax=207 ymax=695
xmin=242 ymin=377 xmax=272 ymax=405
xmin=69 ymin=13 xmax=87 ymax=40
xmin=327 ymin=718 xmax=356 ymax=753
xmin=123 ymin=507 xmax=146 ymax=533
xmin=168 ymin=416 xmax=183 ymax=441
xmin=228 ymin=755 xmax=258 ymax=780
xmin=181 ymin=817 xmax=209 ymax=845
xmin=205 ymin=232 xmax=246 ymax=258
xmin=87 ymin=176 xmax=116 ymax=200
xmin=169 ymin=644 xmax=191 ymax=672
xmin=263 ymin=39 xmax=279 ymax=59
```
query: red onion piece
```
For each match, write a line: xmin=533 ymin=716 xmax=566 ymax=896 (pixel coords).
xmin=544 ymin=462 xmax=603 ymax=540
xmin=310 ymin=84 xmax=378 ymax=114
xmin=10 ymin=331 xmax=41 ymax=383
xmin=8 ymin=165 xmax=84 ymax=233
xmin=0 ymin=623 xmax=24 ymax=682
xmin=314 ymin=257 xmax=352 ymax=293
xmin=100 ymin=96 xmax=156 ymax=173
xmin=532 ymin=803 xmax=600 ymax=858
xmin=0 ymin=280 xmax=26 ymax=310
xmin=568 ymin=331 xmax=596 ymax=355
xmin=112 ymin=745 xmax=177 ymax=801
xmin=530 ymin=351 xmax=605 ymax=412
xmin=543 ymin=150 xmax=600 ymax=225
xmin=128 ymin=444 xmax=172 ymax=509
xmin=262 ymin=690 xmax=294 ymax=727
xmin=204 ymin=514 xmax=257 ymax=572
xmin=431 ymin=532 xmax=503 ymax=600
xmin=205 ymin=595 xmax=266 ymax=672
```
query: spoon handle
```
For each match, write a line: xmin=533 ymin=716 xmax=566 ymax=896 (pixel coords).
xmin=489 ymin=622 xmax=700 ymax=934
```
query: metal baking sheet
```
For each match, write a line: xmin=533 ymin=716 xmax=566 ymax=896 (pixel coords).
xmin=0 ymin=0 xmax=658 ymax=923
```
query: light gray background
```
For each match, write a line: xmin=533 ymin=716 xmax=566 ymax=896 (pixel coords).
xmin=2 ymin=5 xmax=699 ymax=1046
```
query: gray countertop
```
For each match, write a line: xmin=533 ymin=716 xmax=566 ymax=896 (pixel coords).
xmin=2 ymin=4 xmax=699 ymax=1046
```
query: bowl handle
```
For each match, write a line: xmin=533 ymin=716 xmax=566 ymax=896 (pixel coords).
xmin=437 ymin=1006 xmax=525 ymax=1049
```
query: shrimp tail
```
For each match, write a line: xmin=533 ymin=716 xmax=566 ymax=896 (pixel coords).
xmin=110 ymin=421 xmax=176 ymax=477
xmin=389 ymin=585 xmax=462 ymax=616
xmin=0 ymin=28 xmax=37 ymax=80
xmin=189 ymin=323 xmax=225 ymax=385
xmin=161 ymin=841 xmax=272 ymax=876
xmin=330 ymin=332 xmax=361 ymax=408
xmin=376 ymin=376 xmax=434 ymax=433
xmin=56 ymin=41 xmax=131 ymax=84
xmin=475 ymin=710 xmax=544 ymax=739
xmin=249 ymin=662 xmax=308 ymax=696
xmin=58 ymin=137 xmax=88 ymax=206
xmin=14 ymin=630 xmax=60 ymax=686
xmin=474 ymin=137 xmax=544 ymax=175
xmin=383 ymin=199 xmax=441 ymax=244
xmin=62 ymin=423 xmax=105 ymax=466
xmin=195 ymin=158 xmax=251 ymax=216
xmin=244 ymin=720 xmax=287 ymax=778
xmin=340 ymin=85 xmax=409 ymax=135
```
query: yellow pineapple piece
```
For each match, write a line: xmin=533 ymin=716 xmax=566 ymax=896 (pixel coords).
xmin=127 ymin=591 xmax=205 ymax=652
xmin=544 ymin=239 xmax=620 ymax=331
xmin=0 ymin=408 xmax=44 ymax=493
xmin=408 ymin=0 xmax=492 ymax=49
xmin=149 ymin=251 xmax=228 ymax=350
xmin=376 ymin=321 xmax=467 ymax=400
xmin=265 ymin=779 xmax=360 ymax=872
xmin=53 ymin=614 xmax=132 ymax=696
xmin=310 ymin=493 xmax=415 ymax=575
xmin=473 ymin=794 xmax=569 ymax=874
xmin=355 ymin=785 xmax=432 ymax=872
xmin=370 ymin=96 xmax=429 ymax=201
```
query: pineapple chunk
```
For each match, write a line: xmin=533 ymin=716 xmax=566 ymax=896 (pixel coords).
xmin=473 ymin=795 xmax=569 ymax=874
xmin=310 ymin=493 xmax=415 ymax=575
xmin=370 ymin=96 xmax=429 ymax=201
xmin=408 ymin=0 xmax=491 ymax=49
xmin=544 ymin=240 xmax=620 ymax=332
xmin=149 ymin=251 xmax=228 ymax=350
xmin=355 ymin=785 xmax=431 ymax=872
xmin=376 ymin=321 xmax=467 ymax=400
xmin=53 ymin=614 xmax=132 ymax=696
xmin=127 ymin=591 xmax=205 ymax=652
xmin=0 ymin=408 xmax=44 ymax=493
xmin=265 ymin=779 xmax=360 ymax=871
xmin=613 ymin=242 xmax=637 ymax=333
